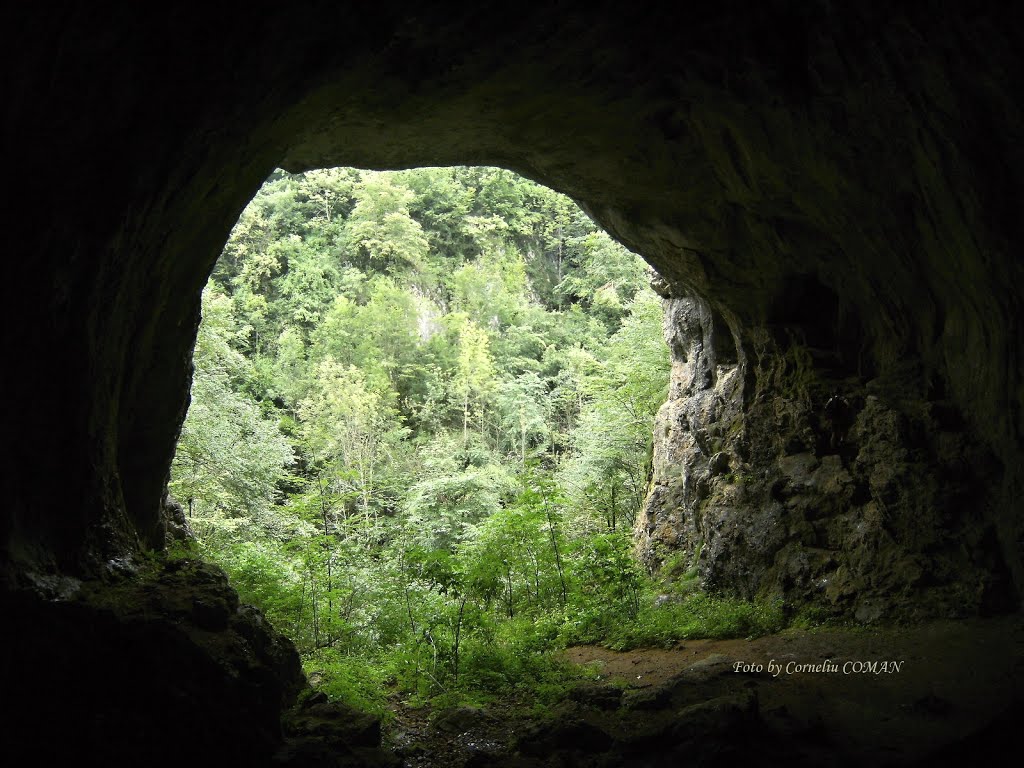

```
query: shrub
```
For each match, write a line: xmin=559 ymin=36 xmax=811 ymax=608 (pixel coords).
xmin=304 ymin=650 xmax=391 ymax=718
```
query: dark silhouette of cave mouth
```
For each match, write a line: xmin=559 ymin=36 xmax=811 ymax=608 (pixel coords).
xmin=3 ymin=4 xmax=1023 ymax=765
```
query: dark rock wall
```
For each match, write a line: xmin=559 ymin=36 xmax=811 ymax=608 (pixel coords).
xmin=2 ymin=3 xmax=1021 ymax=610
xmin=639 ymin=292 xmax=1012 ymax=620
xmin=1 ymin=558 xmax=305 ymax=763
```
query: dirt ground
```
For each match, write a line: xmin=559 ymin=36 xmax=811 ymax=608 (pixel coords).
xmin=566 ymin=615 xmax=1024 ymax=763
xmin=384 ymin=615 xmax=1024 ymax=767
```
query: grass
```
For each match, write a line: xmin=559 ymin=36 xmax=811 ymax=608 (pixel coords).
xmin=620 ymin=593 xmax=785 ymax=648
xmin=563 ymin=592 xmax=787 ymax=651
xmin=162 ymin=547 xmax=793 ymax=721
xmin=288 ymin=589 xmax=793 ymax=734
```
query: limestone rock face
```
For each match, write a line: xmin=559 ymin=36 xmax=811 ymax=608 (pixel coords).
xmin=639 ymin=292 xmax=1013 ymax=619
xmin=162 ymin=493 xmax=194 ymax=547
xmin=639 ymin=294 xmax=747 ymax=573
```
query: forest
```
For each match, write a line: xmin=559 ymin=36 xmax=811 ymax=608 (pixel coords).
xmin=170 ymin=166 xmax=783 ymax=713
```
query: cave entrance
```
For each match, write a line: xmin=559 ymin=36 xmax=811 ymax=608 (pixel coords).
xmin=170 ymin=164 xmax=673 ymax=707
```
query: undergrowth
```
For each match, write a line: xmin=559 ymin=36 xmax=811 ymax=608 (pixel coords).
xmin=559 ymin=591 xmax=786 ymax=650
xmin=304 ymin=652 xmax=392 ymax=719
xmin=302 ymin=588 xmax=788 ymax=716
xmin=161 ymin=543 xmax=791 ymax=716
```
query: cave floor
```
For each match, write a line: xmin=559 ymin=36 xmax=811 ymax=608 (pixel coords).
xmin=377 ymin=615 xmax=1024 ymax=767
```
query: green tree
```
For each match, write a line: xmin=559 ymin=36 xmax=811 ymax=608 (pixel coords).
xmin=298 ymin=358 xmax=409 ymax=530
xmin=558 ymin=291 xmax=670 ymax=532
xmin=449 ymin=314 xmax=497 ymax=443
xmin=170 ymin=285 xmax=294 ymax=542
xmin=494 ymin=372 xmax=551 ymax=464
xmin=344 ymin=173 xmax=431 ymax=278
xmin=461 ymin=474 xmax=568 ymax=618
xmin=403 ymin=438 xmax=514 ymax=551
xmin=556 ymin=231 xmax=651 ymax=328
xmin=276 ymin=236 xmax=341 ymax=330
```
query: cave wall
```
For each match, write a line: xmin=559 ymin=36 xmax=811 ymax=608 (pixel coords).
xmin=638 ymin=290 xmax=1011 ymax=620
xmin=2 ymin=3 xmax=1021 ymax=611
xmin=2 ymin=557 xmax=306 ymax=762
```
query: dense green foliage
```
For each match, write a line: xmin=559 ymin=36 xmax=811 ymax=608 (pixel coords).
xmin=171 ymin=166 xmax=779 ymax=713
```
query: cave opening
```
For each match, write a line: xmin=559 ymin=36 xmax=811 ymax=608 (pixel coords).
xmin=4 ymin=4 xmax=1023 ymax=765
xmin=168 ymin=163 xmax=751 ymax=719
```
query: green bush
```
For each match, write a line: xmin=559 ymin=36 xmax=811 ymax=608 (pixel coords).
xmin=456 ymin=632 xmax=585 ymax=703
xmin=304 ymin=650 xmax=391 ymax=718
